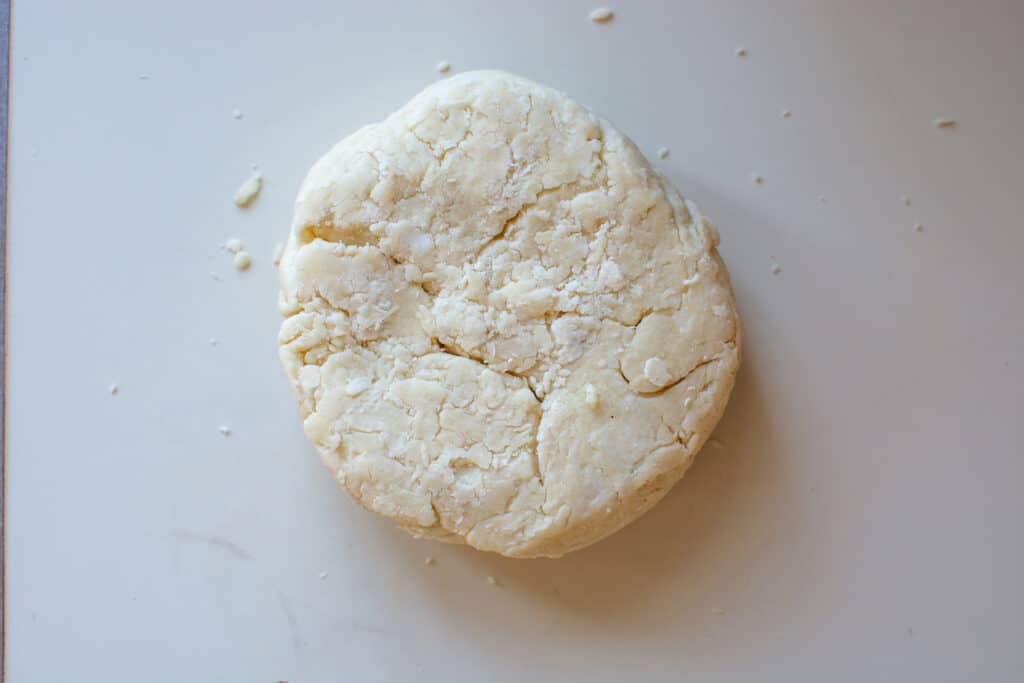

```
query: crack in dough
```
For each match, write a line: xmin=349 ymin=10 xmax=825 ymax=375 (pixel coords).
xmin=278 ymin=71 xmax=742 ymax=557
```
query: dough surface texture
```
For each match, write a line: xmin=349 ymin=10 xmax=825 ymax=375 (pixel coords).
xmin=278 ymin=71 xmax=741 ymax=558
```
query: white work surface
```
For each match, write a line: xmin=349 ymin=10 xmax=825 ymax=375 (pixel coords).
xmin=7 ymin=1 xmax=1024 ymax=680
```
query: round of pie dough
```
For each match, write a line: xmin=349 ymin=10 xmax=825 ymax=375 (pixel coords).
xmin=278 ymin=71 xmax=741 ymax=558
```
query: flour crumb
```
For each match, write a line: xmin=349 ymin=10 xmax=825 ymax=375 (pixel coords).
xmin=932 ymin=117 xmax=956 ymax=128
xmin=435 ymin=60 xmax=451 ymax=74
xmin=899 ymin=194 xmax=911 ymax=206
xmin=233 ymin=172 xmax=262 ymax=207
xmin=709 ymin=438 xmax=725 ymax=449
xmin=234 ymin=251 xmax=252 ymax=271
xmin=735 ymin=46 xmax=748 ymax=57
xmin=584 ymin=383 xmax=600 ymax=410
xmin=711 ymin=606 xmax=726 ymax=615
xmin=770 ymin=263 xmax=782 ymax=275
xmin=109 ymin=383 xmax=119 ymax=396
xmin=209 ymin=337 xmax=218 ymax=346
xmin=913 ymin=223 xmax=923 ymax=232
xmin=486 ymin=575 xmax=499 ymax=586
xmin=218 ymin=425 xmax=232 ymax=437
xmin=225 ymin=238 xmax=243 ymax=254
xmin=589 ymin=8 xmax=614 ymax=23
xmin=318 ymin=571 xmax=328 ymax=580
xmin=424 ymin=556 xmax=436 ymax=566
xmin=781 ymin=109 xmax=792 ymax=119
xmin=656 ymin=146 xmax=670 ymax=159
xmin=273 ymin=242 xmax=284 ymax=267
xmin=232 ymin=108 xmax=243 ymax=120
xmin=752 ymin=173 xmax=764 ymax=185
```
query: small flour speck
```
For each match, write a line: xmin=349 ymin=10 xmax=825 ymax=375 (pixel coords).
xmin=225 ymin=238 xmax=243 ymax=254
xmin=424 ymin=557 xmax=436 ymax=566
xmin=899 ymin=194 xmax=911 ymax=206
xmin=657 ymin=146 xmax=670 ymax=159
xmin=435 ymin=60 xmax=451 ymax=74
xmin=933 ymin=117 xmax=956 ymax=128
xmin=233 ymin=172 xmax=262 ymax=207
xmin=735 ymin=46 xmax=748 ymax=57
xmin=781 ymin=109 xmax=792 ymax=118
xmin=913 ymin=223 xmax=923 ymax=232
xmin=486 ymin=576 xmax=499 ymax=586
xmin=589 ymin=8 xmax=614 ymax=23
xmin=318 ymin=571 xmax=328 ymax=580
xmin=234 ymin=251 xmax=252 ymax=271
xmin=232 ymin=108 xmax=243 ymax=120
xmin=273 ymin=243 xmax=284 ymax=267
xmin=752 ymin=173 xmax=764 ymax=184
xmin=109 ymin=383 xmax=119 ymax=396
xmin=770 ymin=263 xmax=782 ymax=275
xmin=218 ymin=425 xmax=232 ymax=437
xmin=209 ymin=337 xmax=218 ymax=346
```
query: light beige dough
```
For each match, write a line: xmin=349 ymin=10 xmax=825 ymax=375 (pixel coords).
xmin=278 ymin=71 xmax=741 ymax=557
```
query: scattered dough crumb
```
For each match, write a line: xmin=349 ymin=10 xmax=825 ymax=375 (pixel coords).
xmin=209 ymin=337 xmax=218 ymax=346
xmin=137 ymin=73 xmax=151 ymax=80
xmin=109 ymin=383 xmax=119 ymax=396
xmin=233 ymin=172 xmax=263 ymax=207
xmin=752 ymin=173 xmax=764 ymax=184
xmin=589 ymin=7 xmax=614 ymax=22
xmin=899 ymin=194 xmax=910 ymax=206
xmin=913 ymin=223 xmax=923 ymax=232
xmin=218 ymin=425 xmax=232 ymax=437
xmin=709 ymin=438 xmax=725 ymax=449
xmin=781 ymin=109 xmax=792 ymax=118
xmin=657 ymin=146 xmax=670 ymax=159
xmin=273 ymin=242 xmax=284 ymax=267
xmin=770 ymin=263 xmax=782 ymax=275
xmin=735 ymin=47 xmax=747 ymax=57
xmin=232 ymin=108 xmax=243 ymax=120
xmin=932 ymin=117 xmax=956 ymax=128
xmin=711 ymin=606 xmax=726 ymax=615
xmin=225 ymin=238 xmax=243 ymax=254
xmin=424 ymin=557 xmax=436 ymax=566
xmin=435 ymin=60 xmax=451 ymax=74
xmin=486 ymin=576 xmax=499 ymax=586
xmin=234 ymin=251 xmax=252 ymax=271
xmin=318 ymin=571 xmax=328 ymax=580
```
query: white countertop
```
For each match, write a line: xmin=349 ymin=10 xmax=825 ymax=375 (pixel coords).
xmin=7 ymin=1 xmax=1023 ymax=680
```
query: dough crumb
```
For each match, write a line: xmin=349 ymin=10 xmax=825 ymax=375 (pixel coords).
xmin=770 ymin=263 xmax=782 ymax=275
xmin=932 ymin=117 xmax=956 ymax=128
xmin=752 ymin=173 xmax=764 ymax=185
xmin=233 ymin=172 xmax=263 ymax=207
xmin=234 ymin=251 xmax=252 ymax=271
xmin=318 ymin=571 xmax=328 ymax=580
xmin=711 ymin=606 xmax=726 ymax=615
xmin=913 ymin=223 xmax=923 ymax=232
xmin=584 ymin=384 xmax=600 ymax=410
xmin=656 ymin=146 xmax=670 ymax=159
xmin=781 ymin=109 xmax=792 ymax=118
xmin=435 ymin=60 xmax=451 ymax=74
xmin=486 ymin=576 xmax=500 ymax=586
xmin=589 ymin=7 xmax=614 ymax=22
xmin=109 ymin=383 xmax=119 ymax=396
xmin=225 ymin=237 xmax=243 ymax=254
xmin=273 ymin=242 xmax=284 ymax=267
xmin=899 ymin=194 xmax=911 ymax=206
xmin=735 ymin=47 xmax=748 ymax=57
xmin=209 ymin=337 xmax=218 ymax=346
xmin=232 ymin=108 xmax=243 ymax=120
xmin=137 ymin=73 xmax=151 ymax=80
xmin=424 ymin=556 xmax=436 ymax=566
xmin=218 ymin=425 xmax=232 ymax=437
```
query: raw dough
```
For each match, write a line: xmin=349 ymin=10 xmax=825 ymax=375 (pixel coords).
xmin=278 ymin=71 xmax=741 ymax=558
